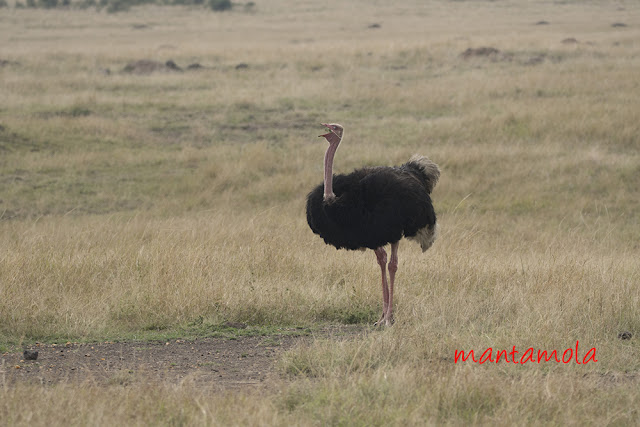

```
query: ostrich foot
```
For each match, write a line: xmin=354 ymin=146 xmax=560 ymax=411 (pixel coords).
xmin=374 ymin=313 xmax=385 ymax=326
xmin=374 ymin=313 xmax=395 ymax=327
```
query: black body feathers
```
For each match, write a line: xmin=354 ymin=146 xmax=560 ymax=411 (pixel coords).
xmin=306 ymin=156 xmax=439 ymax=251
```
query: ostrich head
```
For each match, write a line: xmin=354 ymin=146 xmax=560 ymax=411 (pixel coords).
xmin=319 ymin=123 xmax=343 ymax=146
xmin=318 ymin=123 xmax=344 ymax=202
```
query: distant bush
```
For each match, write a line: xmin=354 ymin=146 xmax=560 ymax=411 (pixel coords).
xmin=173 ymin=0 xmax=205 ymax=4
xmin=208 ymin=0 xmax=231 ymax=11
xmin=105 ymin=0 xmax=133 ymax=13
xmin=7 ymin=0 xmax=240 ymax=12
xmin=95 ymin=0 xmax=157 ymax=13
xmin=37 ymin=0 xmax=58 ymax=8
xmin=77 ymin=0 xmax=95 ymax=8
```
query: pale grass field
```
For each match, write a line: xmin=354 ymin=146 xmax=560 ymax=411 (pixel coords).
xmin=1 ymin=0 xmax=640 ymax=424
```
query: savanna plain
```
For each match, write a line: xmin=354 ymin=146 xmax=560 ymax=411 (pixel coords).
xmin=1 ymin=0 xmax=639 ymax=424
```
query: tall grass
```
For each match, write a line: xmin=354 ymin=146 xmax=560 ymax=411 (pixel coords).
xmin=1 ymin=0 xmax=639 ymax=424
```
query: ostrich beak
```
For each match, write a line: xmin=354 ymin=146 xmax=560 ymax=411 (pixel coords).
xmin=319 ymin=123 xmax=332 ymax=138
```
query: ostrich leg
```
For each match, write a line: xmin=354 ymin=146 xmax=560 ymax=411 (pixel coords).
xmin=374 ymin=247 xmax=389 ymax=326
xmin=385 ymin=242 xmax=399 ymax=325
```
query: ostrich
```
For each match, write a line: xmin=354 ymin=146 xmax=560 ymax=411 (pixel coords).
xmin=306 ymin=123 xmax=440 ymax=326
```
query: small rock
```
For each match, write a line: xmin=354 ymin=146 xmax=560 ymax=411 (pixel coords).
xmin=535 ymin=20 xmax=549 ymax=25
xmin=618 ymin=331 xmax=632 ymax=340
xmin=611 ymin=22 xmax=627 ymax=28
xmin=23 ymin=350 xmax=38 ymax=361
xmin=165 ymin=60 xmax=183 ymax=72
xmin=235 ymin=63 xmax=249 ymax=70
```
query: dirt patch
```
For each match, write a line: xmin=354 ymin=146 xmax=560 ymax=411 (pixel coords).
xmin=561 ymin=37 xmax=579 ymax=44
xmin=459 ymin=47 xmax=570 ymax=67
xmin=122 ymin=59 xmax=183 ymax=75
xmin=459 ymin=47 xmax=519 ymax=63
xmin=460 ymin=47 xmax=502 ymax=59
xmin=121 ymin=59 xmax=207 ymax=75
xmin=0 ymin=59 xmax=20 ymax=67
xmin=1 ymin=326 xmax=364 ymax=390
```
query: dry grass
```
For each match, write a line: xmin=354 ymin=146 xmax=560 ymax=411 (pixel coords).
xmin=1 ymin=0 xmax=640 ymax=424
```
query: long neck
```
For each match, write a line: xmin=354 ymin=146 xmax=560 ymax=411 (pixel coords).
xmin=323 ymin=142 xmax=339 ymax=201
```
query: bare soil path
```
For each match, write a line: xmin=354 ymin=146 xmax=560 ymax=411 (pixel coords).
xmin=1 ymin=325 xmax=364 ymax=390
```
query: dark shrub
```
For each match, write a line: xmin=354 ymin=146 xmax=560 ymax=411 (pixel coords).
xmin=209 ymin=0 xmax=231 ymax=11
xmin=37 ymin=0 xmax=58 ymax=8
